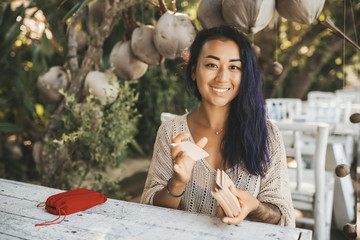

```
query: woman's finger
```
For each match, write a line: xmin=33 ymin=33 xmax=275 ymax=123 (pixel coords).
xmin=171 ymin=144 xmax=185 ymax=160
xmin=172 ymin=133 xmax=190 ymax=143
xmin=195 ymin=137 xmax=208 ymax=148
xmin=229 ymin=186 xmax=242 ymax=199
xmin=222 ymin=213 xmax=246 ymax=225
xmin=171 ymin=133 xmax=191 ymax=160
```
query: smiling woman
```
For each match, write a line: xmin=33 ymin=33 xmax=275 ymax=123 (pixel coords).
xmin=140 ymin=25 xmax=295 ymax=228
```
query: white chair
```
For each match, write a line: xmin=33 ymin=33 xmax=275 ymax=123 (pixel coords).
xmin=305 ymin=91 xmax=356 ymax=230
xmin=274 ymin=120 xmax=334 ymax=240
xmin=306 ymin=91 xmax=353 ymax=123
xmin=307 ymin=91 xmax=335 ymax=102
xmin=265 ymin=98 xmax=303 ymax=121
xmin=335 ymin=88 xmax=360 ymax=104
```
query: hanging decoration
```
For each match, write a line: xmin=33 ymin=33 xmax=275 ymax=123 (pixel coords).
xmin=109 ymin=40 xmax=149 ymax=80
xmin=272 ymin=16 xmax=283 ymax=75
xmin=276 ymin=0 xmax=326 ymax=24
xmin=131 ymin=24 xmax=165 ymax=65
xmin=319 ymin=17 xmax=360 ymax=51
xmin=221 ymin=0 xmax=275 ymax=34
xmin=197 ymin=0 xmax=226 ymax=29
xmin=37 ymin=66 xmax=70 ymax=103
xmin=83 ymin=71 xmax=120 ymax=105
xmin=153 ymin=0 xmax=197 ymax=59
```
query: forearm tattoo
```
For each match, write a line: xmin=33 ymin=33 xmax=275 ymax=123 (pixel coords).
xmin=247 ymin=202 xmax=281 ymax=224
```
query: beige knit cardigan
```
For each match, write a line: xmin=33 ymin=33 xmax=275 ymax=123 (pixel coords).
xmin=140 ymin=113 xmax=295 ymax=227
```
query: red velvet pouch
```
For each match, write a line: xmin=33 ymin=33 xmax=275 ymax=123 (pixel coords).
xmin=35 ymin=188 xmax=107 ymax=226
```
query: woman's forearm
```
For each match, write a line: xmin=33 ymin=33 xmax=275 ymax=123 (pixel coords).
xmin=153 ymin=178 xmax=186 ymax=209
xmin=247 ymin=202 xmax=281 ymax=225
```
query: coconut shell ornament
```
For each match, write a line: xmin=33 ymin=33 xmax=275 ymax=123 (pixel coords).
xmin=276 ymin=0 xmax=325 ymax=24
xmin=37 ymin=66 xmax=69 ymax=103
xmin=84 ymin=71 xmax=119 ymax=105
xmin=350 ymin=113 xmax=360 ymax=124
xmin=272 ymin=61 xmax=283 ymax=75
xmin=197 ymin=0 xmax=226 ymax=29
xmin=335 ymin=163 xmax=350 ymax=178
xmin=110 ymin=40 xmax=148 ymax=80
xmin=153 ymin=11 xmax=197 ymax=59
xmin=222 ymin=0 xmax=275 ymax=34
xmin=131 ymin=24 xmax=164 ymax=65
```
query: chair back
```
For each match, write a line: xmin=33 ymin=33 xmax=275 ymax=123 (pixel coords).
xmin=265 ymin=98 xmax=302 ymax=121
xmin=273 ymin=120 xmax=332 ymax=240
xmin=335 ymin=89 xmax=360 ymax=104
xmin=306 ymin=91 xmax=350 ymax=123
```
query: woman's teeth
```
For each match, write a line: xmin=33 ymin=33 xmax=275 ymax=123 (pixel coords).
xmin=212 ymin=88 xmax=229 ymax=93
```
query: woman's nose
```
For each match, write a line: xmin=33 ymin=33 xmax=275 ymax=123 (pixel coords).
xmin=216 ymin=67 xmax=228 ymax=82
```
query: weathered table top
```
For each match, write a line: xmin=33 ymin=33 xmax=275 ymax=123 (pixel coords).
xmin=0 ymin=178 xmax=312 ymax=240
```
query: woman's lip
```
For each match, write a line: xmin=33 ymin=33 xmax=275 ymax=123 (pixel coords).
xmin=212 ymin=87 xmax=230 ymax=93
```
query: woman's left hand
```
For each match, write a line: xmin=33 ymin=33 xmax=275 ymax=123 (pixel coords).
xmin=217 ymin=186 xmax=260 ymax=225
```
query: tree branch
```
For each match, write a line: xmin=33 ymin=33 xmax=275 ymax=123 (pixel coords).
xmin=41 ymin=0 xmax=140 ymax=187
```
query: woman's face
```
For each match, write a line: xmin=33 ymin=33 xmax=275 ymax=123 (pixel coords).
xmin=192 ymin=39 xmax=242 ymax=108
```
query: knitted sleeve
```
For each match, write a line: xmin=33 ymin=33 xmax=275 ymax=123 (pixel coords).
xmin=140 ymin=120 xmax=175 ymax=205
xmin=257 ymin=121 xmax=296 ymax=227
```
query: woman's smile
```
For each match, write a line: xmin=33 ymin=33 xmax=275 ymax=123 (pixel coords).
xmin=212 ymin=87 xmax=230 ymax=93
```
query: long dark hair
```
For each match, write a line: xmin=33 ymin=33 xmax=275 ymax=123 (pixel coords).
xmin=185 ymin=25 xmax=270 ymax=176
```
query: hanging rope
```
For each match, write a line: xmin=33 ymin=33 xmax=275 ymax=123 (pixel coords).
xmin=349 ymin=0 xmax=359 ymax=87
xmin=275 ymin=16 xmax=278 ymax=62
xmin=342 ymin=0 xmax=347 ymax=88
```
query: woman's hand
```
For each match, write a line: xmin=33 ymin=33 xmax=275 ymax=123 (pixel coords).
xmin=171 ymin=133 xmax=208 ymax=185
xmin=217 ymin=186 xmax=260 ymax=225
xmin=217 ymin=186 xmax=281 ymax=225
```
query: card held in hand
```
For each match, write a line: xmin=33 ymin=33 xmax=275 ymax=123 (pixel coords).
xmin=211 ymin=169 xmax=241 ymax=218
xmin=171 ymin=141 xmax=209 ymax=161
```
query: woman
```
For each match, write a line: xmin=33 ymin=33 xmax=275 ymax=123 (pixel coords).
xmin=140 ymin=25 xmax=295 ymax=227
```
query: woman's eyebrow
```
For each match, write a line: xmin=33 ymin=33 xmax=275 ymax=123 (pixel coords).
xmin=205 ymin=55 xmax=220 ymax=60
xmin=230 ymin=58 xmax=242 ymax=62
xmin=205 ymin=55 xmax=242 ymax=62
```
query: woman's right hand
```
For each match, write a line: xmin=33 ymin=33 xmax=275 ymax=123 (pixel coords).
xmin=171 ymin=133 xmax=208 ymax=185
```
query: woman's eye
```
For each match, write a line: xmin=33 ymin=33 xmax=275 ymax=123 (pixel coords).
xmin=206 ymin=63 xmax=217 ymax=68
xmin=230 ymin=65 xmax=241 ymax=70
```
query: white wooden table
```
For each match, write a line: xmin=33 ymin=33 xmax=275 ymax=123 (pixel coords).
xmin=0 ymin=178 xmax=312 ymax=240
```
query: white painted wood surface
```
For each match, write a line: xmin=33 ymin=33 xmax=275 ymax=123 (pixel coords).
xmin=0 ymin=178 xmax=312 ymax=240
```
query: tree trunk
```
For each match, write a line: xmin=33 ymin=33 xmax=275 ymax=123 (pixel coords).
xmin=40 ymin=0 xmax=139 ymax=187
xmin=287 ymin=35 xmax=343 ymax=98
xmin=288 ymin=18 xmax=360 ymax=98
xmin=269 ymin=3 xmax=360 ymax=99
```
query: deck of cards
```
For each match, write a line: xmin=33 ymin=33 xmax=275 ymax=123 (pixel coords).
xmin=171 ymin=141 xmax=209 ymax=161
xmin=211 ymin=169 xmax=241 ymax=218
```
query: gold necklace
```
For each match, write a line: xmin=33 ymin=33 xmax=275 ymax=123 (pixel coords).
xmin=197 ymin=109 xmax=224 ymax=135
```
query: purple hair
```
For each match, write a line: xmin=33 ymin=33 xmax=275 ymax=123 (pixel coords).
xmin=185 ymin=25 xmax=270 ymax=176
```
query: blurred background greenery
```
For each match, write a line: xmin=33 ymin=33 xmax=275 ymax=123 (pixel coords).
xmin=0 ymin=0 xmax=359 ymax=197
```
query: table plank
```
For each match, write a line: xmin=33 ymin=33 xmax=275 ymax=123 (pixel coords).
xmin=0 ymin=178 xmax=312 ymax=240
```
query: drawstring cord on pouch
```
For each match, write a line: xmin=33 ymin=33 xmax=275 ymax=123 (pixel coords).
xmin=35 ymin=202 xmax=67 ymax=227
